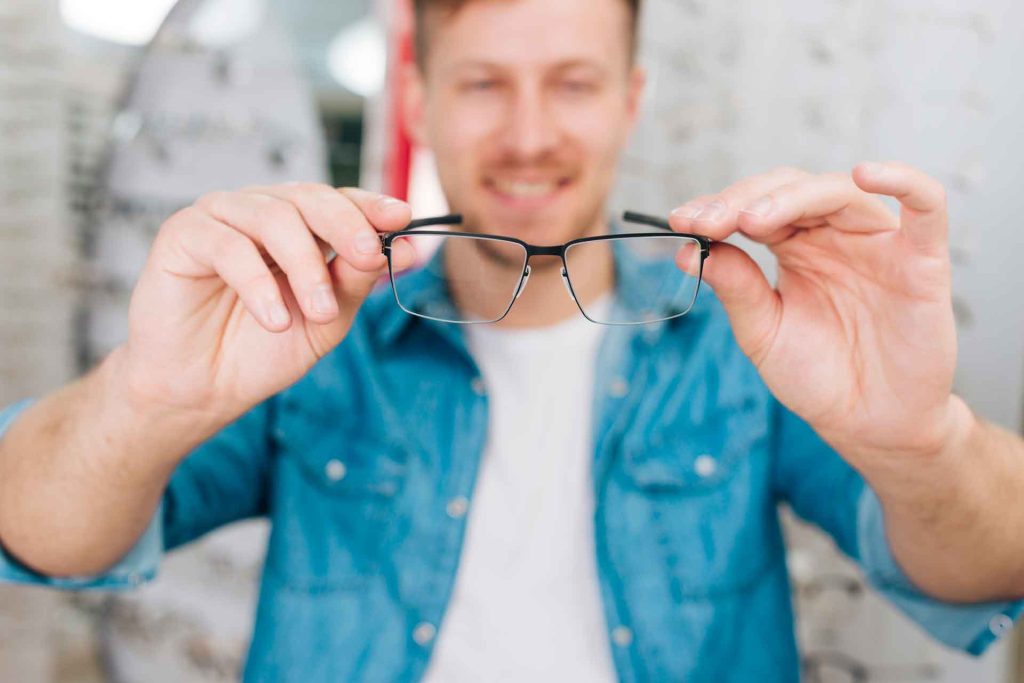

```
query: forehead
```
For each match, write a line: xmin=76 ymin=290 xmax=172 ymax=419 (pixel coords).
xmin=425 ymin=0 xmax=632 ymax=73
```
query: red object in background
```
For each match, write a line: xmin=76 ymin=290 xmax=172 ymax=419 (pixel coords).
xmin=385 ymin=0 xmax=415 ymax=200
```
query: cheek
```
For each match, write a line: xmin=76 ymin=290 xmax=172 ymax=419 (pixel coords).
xmin=559 ymin=100 xmax=631 ymax=159
xmin=427 ymin=108 xmax=495 ymax=174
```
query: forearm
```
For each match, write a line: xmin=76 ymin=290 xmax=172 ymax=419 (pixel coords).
xmin=0 ymin=347 xmax=224 ymax=577
xmin=859 ymin=396 xmax=1024 ymax=603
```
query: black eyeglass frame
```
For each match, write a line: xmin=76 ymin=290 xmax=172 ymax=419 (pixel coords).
xmin=377 ymin=211 xmax=713 ymax=326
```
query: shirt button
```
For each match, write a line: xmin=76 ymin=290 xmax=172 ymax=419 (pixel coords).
xmin=989 ymin=614 xmax=1013 ymax=637
xmin=413 ymin=622 xmax=437 ymax=646
xmin=446 ymin=496 xmax=469 ymax=519
xmin=611 ymin=626 xmax=633 ymax=647
xmin=325 ymin=459 xmax=347 ymax=482
xmin=471 ymin=377 xmax=486 ymax=396
xmin=694 ymin=454 xmax=717 ymax=478
xmin=609 ymin=377 xmax=629 ymax=398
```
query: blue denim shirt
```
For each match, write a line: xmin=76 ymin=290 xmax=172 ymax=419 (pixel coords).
xmin=1 ymin=246 xmax=1021 ymax=682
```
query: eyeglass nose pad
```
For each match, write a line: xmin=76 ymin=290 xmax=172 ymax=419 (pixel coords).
xmin=514 ymin=264 xmax=532 ymax=300
xmin=560 ymin=267 xmax=575 ymax=300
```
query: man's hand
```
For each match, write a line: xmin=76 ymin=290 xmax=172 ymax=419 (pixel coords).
xmin=669 ymin=163 xmax=963 ymax=467
xmin=121 ymin=183 xmax=416 ymax=427
xmin=670 ymin=163 xmax=1024 ymax=601
xmin=0 ymin=183 xmax=418 ymax=577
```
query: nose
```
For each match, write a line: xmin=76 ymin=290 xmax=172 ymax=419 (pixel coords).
xmin=499 ymin=82 xmax=560 ymax=160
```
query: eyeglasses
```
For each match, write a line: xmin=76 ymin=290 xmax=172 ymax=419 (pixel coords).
xmin=377 ymin=211 xmax=712 ymax=326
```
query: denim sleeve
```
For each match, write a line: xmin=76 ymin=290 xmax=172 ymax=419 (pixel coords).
xmin=0 ymin=394 xmax=276 ymax=588
xmin=0 ymin=399 xmax=161 ymax=590
xmin=162 ymin=397 xmax=275 ymax=550
xmin=773 ymin=401 xmax=1023 ymax=655
xmin=858 ymin=487 xmax=1024 ymax=654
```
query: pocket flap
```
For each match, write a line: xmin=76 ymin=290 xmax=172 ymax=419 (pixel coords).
xmin=289 ymin=428 xmax=408 ymax=498
xmin=622 ymin=400 xmax=768 ymax=492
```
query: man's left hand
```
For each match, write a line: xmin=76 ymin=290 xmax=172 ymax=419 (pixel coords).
xmin=669 ymin=162 xmax=968 ymax=468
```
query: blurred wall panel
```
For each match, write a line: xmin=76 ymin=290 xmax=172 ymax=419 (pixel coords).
xmin=0 ymin=1 xmax=75 ymax=400
xmin=0 ymin=2 xmax=94 ymax=682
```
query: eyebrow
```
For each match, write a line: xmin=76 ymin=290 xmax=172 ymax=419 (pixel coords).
xmin=444 ymin=58 xmax=610 ymax=77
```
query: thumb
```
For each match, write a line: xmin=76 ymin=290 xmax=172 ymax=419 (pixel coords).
xmin=329 ymin=238 xmax=417 ymax=312
xmin=330 ymin=256 xmax=386 ymax=313
xmin=697 ymin=242 xmax=781 ymax=365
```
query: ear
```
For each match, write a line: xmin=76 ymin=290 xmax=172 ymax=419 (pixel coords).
xmin=624 ymin=65 xmax=647 ymax=130
xmin=401 ymin=62 xmax=429 ymax=147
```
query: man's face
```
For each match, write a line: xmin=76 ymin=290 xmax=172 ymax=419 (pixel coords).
xmin=407 ymin=0 xmax=644 ymax=246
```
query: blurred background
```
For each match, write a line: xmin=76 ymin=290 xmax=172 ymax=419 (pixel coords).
xmin=1 ymin=0 xmax=1023 ymax=680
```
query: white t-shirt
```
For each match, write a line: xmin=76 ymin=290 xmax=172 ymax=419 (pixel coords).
xmin=422 ymin=304 xmax=618 ymax=683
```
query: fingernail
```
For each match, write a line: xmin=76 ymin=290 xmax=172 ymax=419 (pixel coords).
xmin=355 ymin=232 xmax=380 ymax=255
xmin=695 ymin=200 xmax=726 ymax=222
xmin=740 ymin=196 xmax=774 ymax=218
xmin=377 ymin=196 xmax=405 ymax=212
xmin=671 ymin=203 xmax=704 ymax=220
xmin=266 ymin=302 xmax=290 ymax=327
xmin=861 ymin=161 xmax=886 ymax=176
xmin=311 ymin=284 xmax=338 ymax=315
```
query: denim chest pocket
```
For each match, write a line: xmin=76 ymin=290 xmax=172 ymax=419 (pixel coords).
xmin=268 ymin=419 xmax=410 ymax=591
xmin=622 ymin=395 xmax=765 ymax=492
xmin=291 ymin=429 xmax=407 ymax=498
xmin=614 ymin=396 xmax=779 ymax=597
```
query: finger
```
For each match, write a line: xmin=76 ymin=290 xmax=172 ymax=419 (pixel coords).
xmin=329 ymin=235 xmax=419 ymax=302
xmin=328 ymin=255 xmax=387 ymax=310
xmin=734 ymin=173 xmax=898 ymax=244
xmin=168 ymin=209 xmax=292 ymax=332
xmin=325 ymin=235 xmax=421 ymax=313
xmin=696 ymin=242 xmax=781 ymax=366
xmin=196 ymin=191 xmax=340 ymax=324
xmin=668 ymin=166 xmax=809 ymax=239
xmin=337 ymin=187 xmax=412 ymax=233
xmin=852 ymin=161 xmax=949 ymax=252
xmin=389 ymin=238 xmax=418 ymax=273
xmin=244 ymin=183 xmax=394 ymax=272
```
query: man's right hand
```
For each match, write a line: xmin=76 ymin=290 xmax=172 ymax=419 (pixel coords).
xmin=118 ymin=183 xmax=415 ymax=426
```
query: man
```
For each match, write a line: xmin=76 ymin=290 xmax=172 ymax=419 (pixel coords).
xmin=2 ymin=0 xmax=1024 ymax=680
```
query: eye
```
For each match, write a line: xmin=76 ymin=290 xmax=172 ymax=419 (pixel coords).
xmin=559 ymin=79 xmax=597 ymax=94
xmin=464 ymin=79 xmax=499 ymax=92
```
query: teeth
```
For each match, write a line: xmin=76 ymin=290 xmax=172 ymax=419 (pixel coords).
xmin=493 ymin=179 xmax=559 ymax=197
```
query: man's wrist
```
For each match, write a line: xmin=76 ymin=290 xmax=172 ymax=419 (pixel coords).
xmin=854 ymin=395 xmax=979 ymax=508
xmin=97 ymin=347 xmax=228 ymax=470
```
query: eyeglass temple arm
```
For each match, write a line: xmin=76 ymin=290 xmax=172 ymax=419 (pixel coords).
xmin=402 ymin=214 xmax=464 ymax=231
xmin=622 ymin=210 xmax=671 ymax=230
xmin=377 ymin=214 xmax=465 ymax=251
xmin=376 ymin=214 xmax=465 ymax=253
xmin=622 ymin=211 xmax=713 ymax=253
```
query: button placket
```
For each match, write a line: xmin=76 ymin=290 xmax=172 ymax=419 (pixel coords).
xmin=611 ymin=626 xmax=634 ymax=647
xmin=413 ymin=622 xmax=437 ymax=646
xmin=446 ymin=496 xmax=469 ymax=519
xmin=609 ymin=377 xmax=629 ymax=398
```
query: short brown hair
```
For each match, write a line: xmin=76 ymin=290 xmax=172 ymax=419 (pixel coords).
xmin=412 ymin=0 xmax=642 ymax=69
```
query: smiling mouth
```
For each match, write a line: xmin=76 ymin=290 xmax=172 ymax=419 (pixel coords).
xmin=485 ymin=176 xmax=572 ymax=200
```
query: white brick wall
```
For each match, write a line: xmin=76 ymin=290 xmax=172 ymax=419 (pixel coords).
xmin=0 ymin=5 xmax=97 ymax=682
xmin=0 ymin=0 xmax=75 ymax=404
